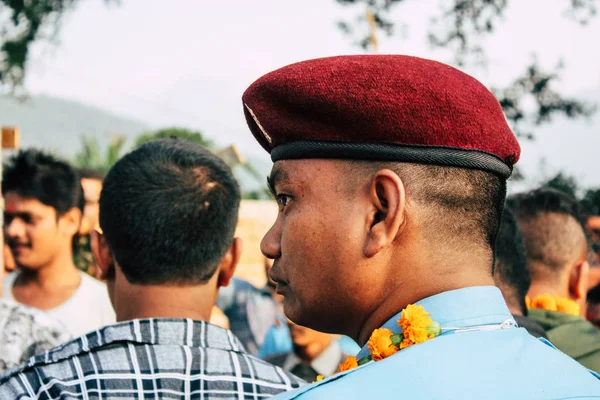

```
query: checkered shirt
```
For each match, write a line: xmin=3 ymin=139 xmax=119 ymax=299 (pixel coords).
xmin=0 ymin=318 xmax=305 ymax=399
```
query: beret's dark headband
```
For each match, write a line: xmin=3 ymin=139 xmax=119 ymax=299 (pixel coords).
xmin=270 ymin=140 xmax=512 ymax=178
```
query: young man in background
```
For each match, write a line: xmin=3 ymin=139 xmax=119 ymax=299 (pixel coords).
xmin=2 ymin=150 xmax=114 ymax=336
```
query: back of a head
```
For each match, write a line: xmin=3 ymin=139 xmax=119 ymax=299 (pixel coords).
xmin=493 ymin=207 xmax=530 ymax=315
xmin=2 ymin=149 xmax=83 ymax=214
xmin=99 ymin=139 xmax=241 ymax=285
xmin=507 ymin=188 xmax=588 ymax=282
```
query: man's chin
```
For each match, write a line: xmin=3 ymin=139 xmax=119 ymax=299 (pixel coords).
xmin=13 ymin=260 xmax=41 ymax=271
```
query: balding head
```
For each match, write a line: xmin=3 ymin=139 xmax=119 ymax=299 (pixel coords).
xmin=507 ymin=189 xmax=588 ymax=284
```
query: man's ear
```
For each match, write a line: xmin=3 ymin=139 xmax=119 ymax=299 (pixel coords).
xmin=217 ymin=237 xmax=242 ymax=288
xmin=90 ymin=229 xmax=115 ymax=281
xmin=59 ymin=207 xmax=82 ymax=237
xmin=364 ymin=169 xmax=406 ymax=258
xmin=569 ymin=259 xmax=590 ymax=303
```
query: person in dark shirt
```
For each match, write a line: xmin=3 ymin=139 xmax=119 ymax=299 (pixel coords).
xmin=493 ymin=208 xmax=547 ymax=338
xmin=587 ymin=284 xmax=600 ymax=328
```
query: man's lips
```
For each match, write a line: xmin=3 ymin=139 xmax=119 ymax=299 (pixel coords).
xmin=9 ymin=243 xmax=30 ymax=252
xmin=275 ymin=281 xmax=289 ymax=295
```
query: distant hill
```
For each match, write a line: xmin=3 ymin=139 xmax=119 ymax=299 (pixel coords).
xmin=0 ymin=94 xmax=149 ymax=158
xmin=0 ymin=94 xmax=271 ymax=192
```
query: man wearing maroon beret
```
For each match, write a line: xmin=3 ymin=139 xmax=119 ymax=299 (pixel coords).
xmin=242 ymin=55 xmax=600 ymax=399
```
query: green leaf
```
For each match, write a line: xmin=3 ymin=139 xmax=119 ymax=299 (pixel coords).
xmin=357 ymin=356 xmax=371 ymax=366
xmin=390 ymin=333 xmax=403 ymax=347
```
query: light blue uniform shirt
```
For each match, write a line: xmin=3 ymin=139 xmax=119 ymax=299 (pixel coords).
xmin=274 ymin=286 xmax=600 ymax=399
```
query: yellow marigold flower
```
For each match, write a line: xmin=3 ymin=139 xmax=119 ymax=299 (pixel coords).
xmin=555 ymin=297 xmax=581 ymax=316
xmin=530 ymin=294 xmax=558 ymax=311
xmin=525 ymin=296 xmax=531 ymax=309
xmin=398 ymin=304 xmax=433 ymax=345
xmin=368 ymin=328 xmax=399 ymax=361
xmin=338 ymin=356 xmax=359 ymax=372
xmin=315 ymin=375 xmax=325 ymax=382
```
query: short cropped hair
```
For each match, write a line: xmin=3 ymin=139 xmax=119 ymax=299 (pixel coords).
xmin=507 ymin=188 xmax=588 ymax=280
xmin=78 ymin=168 xmax=105 ymax=181
xmin=493 ymin=208 xmax=531 ymax=315
xmin=345 ymin=162 xmax=506 ymax=265
xmin=99 ymin=139 xmax=241 ymax=285
xmin=3 ymin=149 xmax=84 ymax=215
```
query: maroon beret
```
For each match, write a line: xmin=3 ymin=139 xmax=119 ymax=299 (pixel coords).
xmin=242 ymin=55 xmax=520 ymax=177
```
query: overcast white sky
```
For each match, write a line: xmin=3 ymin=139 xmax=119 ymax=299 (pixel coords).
xmin=21 ymin=0 xmax=600 ymax=188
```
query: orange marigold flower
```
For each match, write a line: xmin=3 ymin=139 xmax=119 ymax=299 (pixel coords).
xmin=555 ymin=297 xmax=581 ymax=316
xmin=338 ymin=356 xmax=359 ymax=372
xmin=525 ymin=296 xmax=531 ymax=309
xmin=398 ymin=304 xmax=433 ymax=345
xmin=530 ymin=294 xmax=558 ymax=311
xmin=400 ymin=337 xmax=414 ymax=349
xmin=368 ymin=328 xmax=399 ymax=361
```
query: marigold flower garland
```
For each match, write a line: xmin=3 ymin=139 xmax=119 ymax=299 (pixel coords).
xmin=314 ymin=304 xmax=441 ymax=381
xmin=526 ymin=294 xmax=580 ymax=316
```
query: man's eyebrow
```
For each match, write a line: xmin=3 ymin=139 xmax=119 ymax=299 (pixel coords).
xmin=267 ymin=165 xmax=289 ymax=196
xmin=267 ymin=176 xmax=276 ymax=197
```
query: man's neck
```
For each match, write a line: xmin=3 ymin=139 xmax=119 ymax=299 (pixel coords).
xmin=356 ymin=269 xmax=495 ymax=346
xmin=528 ymin=281 xmax=570 ymax=301
xmin=507 ymin=303 xmax=524 ymax=317
xmin=113 ymin=269 xmax=217 ymax=322
xmin=17 ymin=251 xmax=80 ymax=289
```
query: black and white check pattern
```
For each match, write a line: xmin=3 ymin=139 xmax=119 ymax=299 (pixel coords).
xmin=0 ymin=318 xmax=305 ymax=399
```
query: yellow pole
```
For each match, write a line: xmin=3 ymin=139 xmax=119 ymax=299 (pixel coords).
xmin=1 ymin=126 xmax=20 ymax=272
xmin=366 ymin=8 xmax=379 ymax=53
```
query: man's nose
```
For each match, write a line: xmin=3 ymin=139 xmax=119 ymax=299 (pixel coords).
xmin=5 ymin=218 xmax=26 ymax=239
xmin=261 ymin=222 xmax=282 ymax=260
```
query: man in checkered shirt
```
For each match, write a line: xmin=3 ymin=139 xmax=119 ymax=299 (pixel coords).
xmin=0 ymin=139 xmax=304 ymax=399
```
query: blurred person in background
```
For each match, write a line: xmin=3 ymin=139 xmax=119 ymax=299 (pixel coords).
xmin=0 ymin=243 xmax=71 ymax=372
xmin=74 ymin=168 xmax=105 ymax=276
xmin=2 ymin=150 xmax=114 ymax=336
xmin=493 ymin=208 xmax=547 ymax=338
xmin=587 ymin=284 xmax=600 ymax=328
xmin=587 ymin=216 xmax=600 ymax=289
xmin=217 ymin=256 xmax=289 ymax=356
xmin=3 ymin=244 xmax=15 ymax=274
xmin=265 ymin=321 xmax=353 ymax=382
xmin=508 ymin=188 xmax=600 ymax=372
xmin=0 ymin=140 xmax=304 ymax=399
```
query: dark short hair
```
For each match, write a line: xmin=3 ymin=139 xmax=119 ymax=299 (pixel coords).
xmin=494 ymin=208 xmax=531 ymax=315
xmin=3 ymin=149 xmax=84 ymax=215
xmin=345 ymin=162 xmax=506 ymax=266
xmin=588 ymin=282 xmax=600 ymax=304
xmin=507 ymin=188 xmax=586 ymax=230
xmin=78 ymin=168 xmax=105 ymax=181
xmin=507 ymin=188 xmax=588 ymax=276
xmin=99 ymin=139 xmax=241 ymax=285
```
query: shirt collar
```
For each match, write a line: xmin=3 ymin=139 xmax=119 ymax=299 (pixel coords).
xmin=356 ymin=286 xmax=512 ymax=359
xmin=311 ymin=340 xmax=342 ymax=376
xmin=40 ymin=318 xmax=247 ymax=366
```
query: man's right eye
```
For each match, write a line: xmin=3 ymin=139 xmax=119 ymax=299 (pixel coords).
xmin=276 ymin=195 xmax=291 ymax=208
